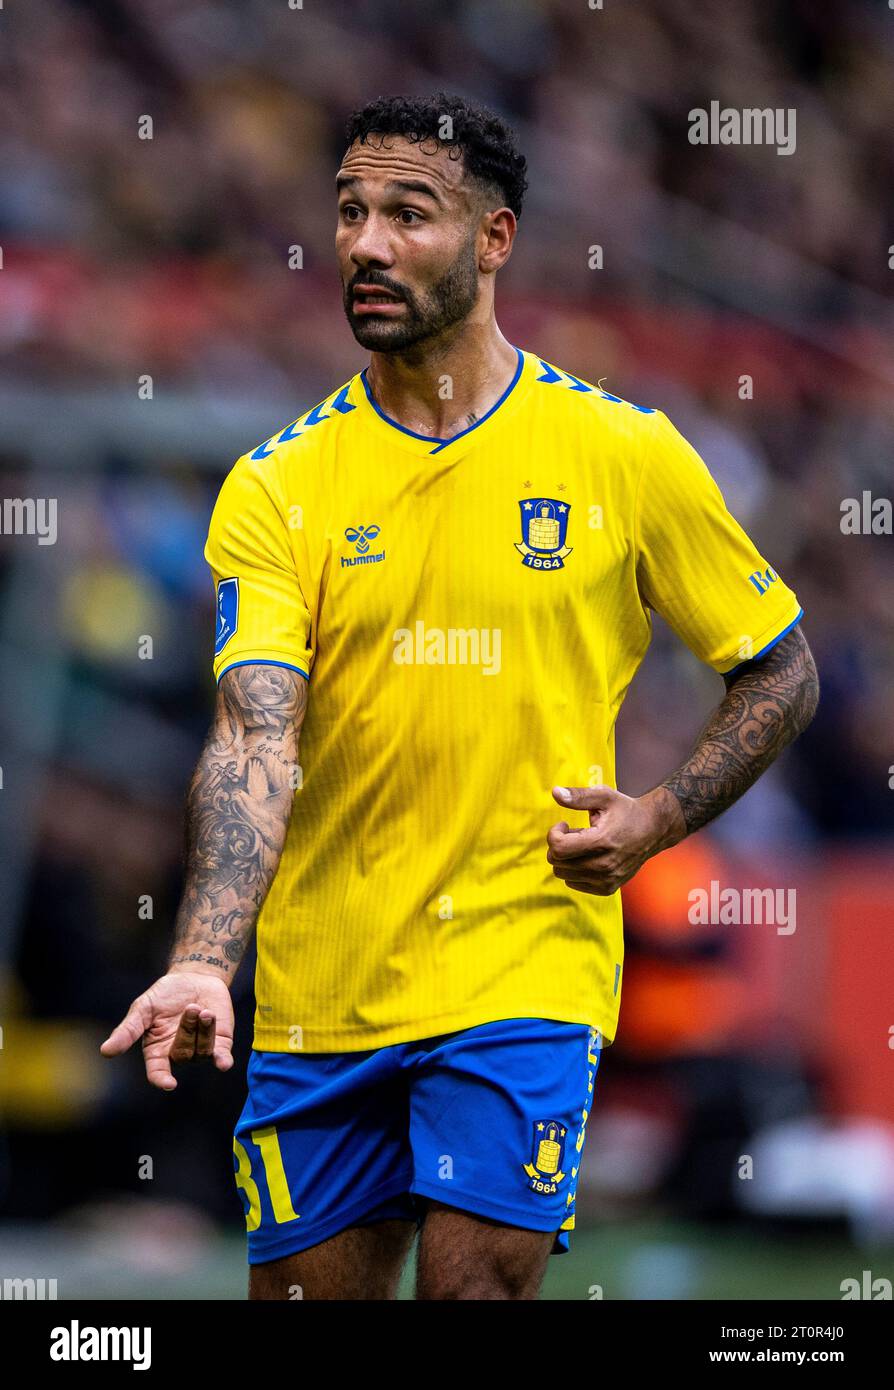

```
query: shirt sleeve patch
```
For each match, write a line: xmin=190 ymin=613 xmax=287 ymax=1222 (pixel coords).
xmin=214 ymin=576 xmax=239 ymax=655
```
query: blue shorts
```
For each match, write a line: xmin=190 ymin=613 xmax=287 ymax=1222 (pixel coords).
xmin=233 ymin=1016 xmax=603 ymax=1265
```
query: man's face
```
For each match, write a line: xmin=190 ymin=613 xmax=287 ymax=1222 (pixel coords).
xmin=336 ymin=134 xmax=483 ymax=352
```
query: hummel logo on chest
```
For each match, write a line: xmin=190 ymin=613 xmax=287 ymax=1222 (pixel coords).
xmin=342 ymin=524 xmax=385 ymax=568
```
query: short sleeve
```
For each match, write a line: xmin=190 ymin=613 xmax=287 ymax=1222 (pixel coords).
xmin=634 ymin=411 xmax=803 ymax=675
xmin=204 ymin=454 xmax=313 ymax=684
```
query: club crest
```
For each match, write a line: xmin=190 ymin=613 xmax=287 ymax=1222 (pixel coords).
xmin=523 ymin=1119 xmax=568 ymax=1194
xmin=515 ymin=498 xmax=572 ymax=569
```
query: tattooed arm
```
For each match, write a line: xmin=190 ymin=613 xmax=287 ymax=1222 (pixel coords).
xmin=100 ymin=664 xmax=308 ymax=1089
xmin=169 ymin=664 xmax=307 ymax=977
xmin=655 ymin=624 xmax=819 ymax=838
xmin=547 ymin=627 xmax=819 ymax=895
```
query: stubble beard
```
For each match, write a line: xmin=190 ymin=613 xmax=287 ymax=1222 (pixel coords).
xmin=343 ymin=237 xmax=480 ymax=353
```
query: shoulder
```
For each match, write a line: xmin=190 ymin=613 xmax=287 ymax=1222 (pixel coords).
xmin=524 ymin=352 xmax=668 ymax=478
xmin=210 ymin=374 xmax=357 ymax=525
xmin=526 ymin=352 xmax=658 ymax=430
xmin=239 ymin=374 xmax=360 ymax=473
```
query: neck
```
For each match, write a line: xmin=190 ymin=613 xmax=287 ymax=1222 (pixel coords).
xmin=365 ymin=319 xmax=519 ymax=440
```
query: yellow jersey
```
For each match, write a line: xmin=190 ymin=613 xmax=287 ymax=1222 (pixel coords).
xmin=203 ymin=346 xmax=803 ymax=1052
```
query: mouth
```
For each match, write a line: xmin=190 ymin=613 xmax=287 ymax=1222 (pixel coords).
xmin=352 ymin=285 xmax=405 ymax=316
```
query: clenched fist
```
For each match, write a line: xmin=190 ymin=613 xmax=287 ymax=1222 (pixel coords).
xmin=546 ymin=784 xmax=685 ymax=896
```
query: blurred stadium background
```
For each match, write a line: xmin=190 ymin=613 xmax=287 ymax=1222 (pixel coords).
xmin=0 ymin=0 xmax=892 ymax=1300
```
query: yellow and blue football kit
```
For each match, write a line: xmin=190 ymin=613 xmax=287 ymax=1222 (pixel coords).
xmin=205 ymin=346 xmax=803 ymax=1254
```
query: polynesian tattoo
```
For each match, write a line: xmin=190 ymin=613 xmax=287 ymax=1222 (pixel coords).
xmin=659 ymin=626 xmax=819 ymax=837
xmin=169 ymin=664 xmax=308 ymax=974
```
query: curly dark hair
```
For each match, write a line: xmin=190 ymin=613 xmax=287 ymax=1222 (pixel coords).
xmin=344 ymin=92 xmax=528 ymax=220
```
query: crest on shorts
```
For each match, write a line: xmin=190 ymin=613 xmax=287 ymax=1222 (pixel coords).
xmin=515 ymin=498 xmax=572 ymax=569
xmin=523 ymin=1119 xmax=568 ymax=1194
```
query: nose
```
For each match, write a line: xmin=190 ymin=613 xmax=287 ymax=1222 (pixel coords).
xmin=348 ymin=212 xmax=395 ymax=271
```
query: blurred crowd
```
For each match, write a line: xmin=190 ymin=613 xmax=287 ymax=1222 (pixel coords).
xmin=0 ymin=0 xmax=892 ymax=1257
xmin=3 ymin=0 xmax=894 ymax=384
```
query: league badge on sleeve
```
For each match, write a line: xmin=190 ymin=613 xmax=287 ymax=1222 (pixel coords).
xmin=215 ymin=576 xmax=239 ymax=654
xmin=515 ymin=498 xmax=572 ymax=569
xmin=523 ymin=1120 xmax=568 ymax=1194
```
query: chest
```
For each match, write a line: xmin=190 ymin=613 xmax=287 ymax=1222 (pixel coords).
xmin=304 ymin=447 xmax=636 ymax=652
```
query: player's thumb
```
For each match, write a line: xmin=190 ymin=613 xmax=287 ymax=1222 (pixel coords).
xmin=552 ymin=784 xmax=617 ymax=813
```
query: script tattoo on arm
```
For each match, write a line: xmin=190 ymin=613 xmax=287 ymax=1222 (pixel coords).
xmin=169 ymin=664 xmax=308 ymax=977
xmin=658 ymin=626 xmax=819 ymax=837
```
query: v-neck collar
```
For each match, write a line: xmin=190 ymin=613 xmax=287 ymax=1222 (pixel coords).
xmin=355 ymin=346 xmax=531 ymax=457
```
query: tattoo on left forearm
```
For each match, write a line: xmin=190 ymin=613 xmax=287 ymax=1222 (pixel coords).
xmin=659 ymin=627 xmax=819 ymax=836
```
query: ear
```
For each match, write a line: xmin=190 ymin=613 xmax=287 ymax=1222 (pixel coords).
xmin=479 ymin=206 xmax=517 ymax=275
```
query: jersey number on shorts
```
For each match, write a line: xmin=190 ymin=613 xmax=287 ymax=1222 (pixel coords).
xmin=233 ymin=1126 xmax=300 ymax=1230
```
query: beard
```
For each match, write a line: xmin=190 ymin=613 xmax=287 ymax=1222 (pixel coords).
xmin=343 ymin=236 xmax=480 ymax=352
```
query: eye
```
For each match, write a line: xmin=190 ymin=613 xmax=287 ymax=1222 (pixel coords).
xmin=397 ymin=208 xmax=423 ymax=225
xmin=340 ymin=204 xmax=363 ymax=222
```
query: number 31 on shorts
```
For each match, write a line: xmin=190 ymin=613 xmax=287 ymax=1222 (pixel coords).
xmin=233 ymin=1126 xmax=300 ymax=1230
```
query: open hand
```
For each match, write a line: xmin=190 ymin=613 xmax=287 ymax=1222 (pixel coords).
xmin=100 ymin=971 xmax=235 ymax=1091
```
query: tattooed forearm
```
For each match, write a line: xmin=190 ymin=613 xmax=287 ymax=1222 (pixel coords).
xmin=657 ymin=627 xmax=819 ymax=837
xmin=168 ymin=664 xmax=308 ymax=978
